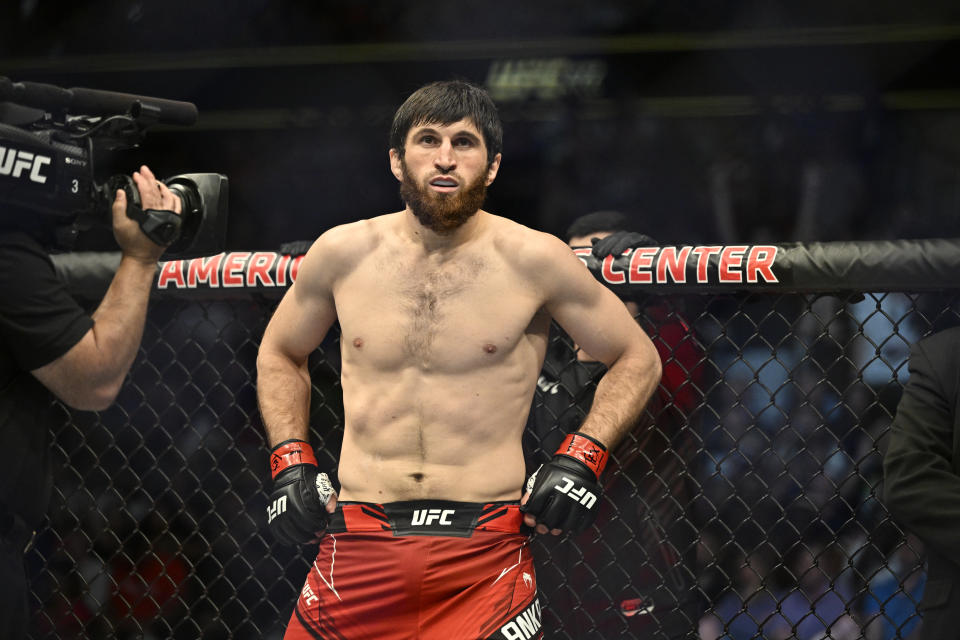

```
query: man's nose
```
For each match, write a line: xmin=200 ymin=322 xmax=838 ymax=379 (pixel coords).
xmin=434 ymin=140 xmax=456 ymax=172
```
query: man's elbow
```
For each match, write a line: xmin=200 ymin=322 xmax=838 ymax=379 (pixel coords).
xmin=256 ymin=346 xmax=283 ymax=378
xmin=257 ymin=342 xmax=304 ymax=378
xmin=59 ymin=379 xmax=123 ymax=411
xmin=638 ymin=335 xmax=663 ymax=384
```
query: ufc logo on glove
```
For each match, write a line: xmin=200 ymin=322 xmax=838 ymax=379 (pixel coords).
xmin=554 ymin=476 xmax=597 ymax=508
xmin=521 ymin=432 xmax=609 ymax=534
xmin=267 ymin=496 xmax=288 ymax=523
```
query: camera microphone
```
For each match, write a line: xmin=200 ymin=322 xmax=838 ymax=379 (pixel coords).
xmin=0 ymin=76 xmax=198 ymax=126
xmin=68 ymin=87 xmax=198 ymax=126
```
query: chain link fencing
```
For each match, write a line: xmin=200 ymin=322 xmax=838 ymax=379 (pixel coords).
xmin=29 ymin=246 xmax=960 ymax=639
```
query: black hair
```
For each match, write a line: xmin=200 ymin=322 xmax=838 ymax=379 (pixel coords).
xmin=389 ymin=80 xmax=503 ymax=167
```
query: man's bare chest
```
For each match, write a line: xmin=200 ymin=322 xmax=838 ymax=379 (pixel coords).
xmin=334 ymin=254 xmax=542 ymax=369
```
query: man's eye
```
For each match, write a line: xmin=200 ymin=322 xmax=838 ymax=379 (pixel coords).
xmin=454 ymin=138 xmax=474 ymax=147
xmin=420 ymin=135 xmax=437 ymax=144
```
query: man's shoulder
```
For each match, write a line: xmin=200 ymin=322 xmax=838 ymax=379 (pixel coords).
xmin=913 ymin=326 xmax=960 ymax=369
xmin=920 ymin=326 xmax=960 ymax=346
xmin=487 ymin=215 xmax=570 ymax=265
xmin=296 ymin=214 xmax=397 ymax=286
xmin=312 ymin=214 xmax=397 ymax=257
xmin=321 ymin=215 xmax=383 ymax=242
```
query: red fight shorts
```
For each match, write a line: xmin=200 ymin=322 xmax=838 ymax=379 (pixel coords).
xmin=283 ymin=500 xmax=541 ymax=640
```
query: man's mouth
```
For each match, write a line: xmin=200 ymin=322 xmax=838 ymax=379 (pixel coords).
xmin=428 ymin=176 xmax=459 ymax=192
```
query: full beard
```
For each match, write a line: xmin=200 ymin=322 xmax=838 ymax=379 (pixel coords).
xmin=399 ymin=162 xmax=488 ymax=235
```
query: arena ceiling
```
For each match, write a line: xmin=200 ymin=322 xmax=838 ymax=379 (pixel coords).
xmin=3 ymin=0 xmax=960 ymax=248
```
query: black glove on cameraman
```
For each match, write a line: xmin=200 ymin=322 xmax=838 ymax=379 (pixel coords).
xmin=590 ymin=231 xmax=659 ymax=260
xmin=267 ymin=439 xmax=335 ymax=545
xmin=521 ymin=432 xmax=609 ymax=535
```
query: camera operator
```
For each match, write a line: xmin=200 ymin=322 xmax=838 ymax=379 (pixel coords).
xmin=0 ymin=164 xmax=179 ymax=637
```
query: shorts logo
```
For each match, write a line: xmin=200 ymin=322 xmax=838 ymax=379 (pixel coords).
xmin=267 ymin=496 xmax=287 ymax=523
xmin=498 ymin=599 xmax=541 ymax=640
xmin=554 ymin=476 xmax=597 ymax=508
xmin=522 ymin=572 xmax=533 ymax=590
xmin=300 ymin=583 xmax=319 ymax=607
xmin=411 ymin=508 xmax=455 ymax=526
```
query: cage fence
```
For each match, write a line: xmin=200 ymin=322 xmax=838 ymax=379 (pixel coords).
xmin=30 ymin=242 xmax=960 ymax=639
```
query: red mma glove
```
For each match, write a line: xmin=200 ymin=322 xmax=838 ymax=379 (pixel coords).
xmin=266 ymin=439 xmax=335 ymax=545
xmin=521 ymin=432 xmax=609 ymax=535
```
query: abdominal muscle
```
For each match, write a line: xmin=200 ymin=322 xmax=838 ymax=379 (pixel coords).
xmin=335 ymin=364 xmax=536 ymax=504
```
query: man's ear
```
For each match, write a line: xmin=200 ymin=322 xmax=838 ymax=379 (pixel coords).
xmin=485 ymin=153 xmax=502 ymax=186
xmin=389 ymin=148 xmax=403 ymax=181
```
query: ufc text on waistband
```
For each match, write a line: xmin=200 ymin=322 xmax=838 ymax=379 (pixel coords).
xmin=328 ymin=500 xmax=525 ymax=538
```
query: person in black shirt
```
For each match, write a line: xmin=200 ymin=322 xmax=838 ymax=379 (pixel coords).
xmin=526 ymin=211 xmax=704 ymax=639
xmin=0 ymin=165 xmax=180 ymax=638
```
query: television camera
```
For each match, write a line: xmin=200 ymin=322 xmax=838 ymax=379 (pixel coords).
xmin=0 ymin=76 xmax=227 ymax=258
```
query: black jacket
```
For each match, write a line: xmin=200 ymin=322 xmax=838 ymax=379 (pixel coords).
xmin=884 ymin=326 xmax=960 ymax=638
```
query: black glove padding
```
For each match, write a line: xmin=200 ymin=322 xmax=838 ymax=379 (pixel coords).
xmin=266 ymin=439 xmax=334 ymax=545
xmin=521 ymin=456 xmax=603 ymax=535
xmin=591 ymin=231 xmax=659 ymax=260
xmin=278 ymin=239 xmax=314 ymax=256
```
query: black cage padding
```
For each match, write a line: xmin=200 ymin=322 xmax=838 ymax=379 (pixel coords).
xmin=52 ymin=237 xmax=960 ymax=300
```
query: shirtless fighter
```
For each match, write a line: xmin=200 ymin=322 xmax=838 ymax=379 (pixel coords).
xmin=256 ymin=80 xmax=662 ymax=640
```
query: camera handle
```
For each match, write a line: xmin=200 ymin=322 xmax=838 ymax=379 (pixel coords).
xmin=107 ymin=174 xmax=182 ymax=246
xmin=126 ymin=205 xmax=182 ymax=246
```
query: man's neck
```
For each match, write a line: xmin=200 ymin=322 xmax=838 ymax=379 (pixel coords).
xmin=400 ymin=208 xmax=486 ymax=253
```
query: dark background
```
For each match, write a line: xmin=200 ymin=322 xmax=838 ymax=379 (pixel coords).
xmin=4 ymin=0 xmax=960 ymax=251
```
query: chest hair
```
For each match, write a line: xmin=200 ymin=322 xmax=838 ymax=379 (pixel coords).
xmin=398 ymin=256 xmax=487 ymax=359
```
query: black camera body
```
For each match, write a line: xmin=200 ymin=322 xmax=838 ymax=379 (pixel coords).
xmin=0 ymin=77 xmax=227 ymax=259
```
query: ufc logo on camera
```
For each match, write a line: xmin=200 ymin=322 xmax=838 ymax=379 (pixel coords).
xmin=0 ymin=145 xmax=51 ymax=184
xmin=555 ymin=476 xmax=596 ymax=508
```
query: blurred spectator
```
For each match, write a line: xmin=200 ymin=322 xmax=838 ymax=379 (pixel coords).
xmin=701 ymin=543 xmax=858 ymax=640
xmin=108 ymin=508 xmax=190 ymax=639
xmin=699 ymin=549 xmax=783 ymax=640
xmin=525 ymin=210 xmax=704 ymax=638
xmin=777 ymin=543 xmax=858 ymax=640
xmin=861 ymin=534 xmax=925 ymax=640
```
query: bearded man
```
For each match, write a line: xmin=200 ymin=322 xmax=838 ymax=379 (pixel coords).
xmin=256 ymin=80 xmax=662 ymax=640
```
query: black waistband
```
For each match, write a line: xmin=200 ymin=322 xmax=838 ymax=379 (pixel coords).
xmin=328 ymin=500 xmax=526 ymax=538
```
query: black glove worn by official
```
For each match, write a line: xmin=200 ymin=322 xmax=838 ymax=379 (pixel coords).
xmin=267 ymin=439 xmax=335 ymax=545
xmin=521 ymin=432 xmax=609 ymax=535
xmin=278 ymin=239 xmax=314 ymax=256
xmin=591 ymin=231 xmax=659 ymax=260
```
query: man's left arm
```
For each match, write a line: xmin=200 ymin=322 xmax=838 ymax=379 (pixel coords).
xmin=546 ymin=237 xmax=661 ymax=450
xmin=521 ymin=235 xmax=661 ymax=534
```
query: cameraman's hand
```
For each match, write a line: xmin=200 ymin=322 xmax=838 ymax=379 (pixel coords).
xmin=112 ymin=165 xmax=181 ymax=263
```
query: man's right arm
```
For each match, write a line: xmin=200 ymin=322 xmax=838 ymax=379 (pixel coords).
xmin=256 ymin=232 xmax=343 ymax=545
xmin=256 ymin=236 xmax=339 ymax=446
